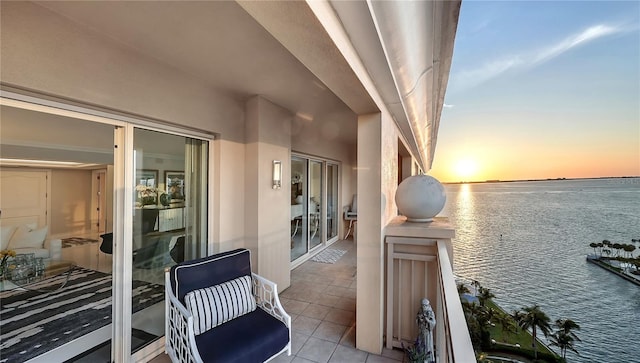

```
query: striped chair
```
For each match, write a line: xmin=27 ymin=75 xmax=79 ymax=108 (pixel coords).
xmin=165 ymin=249 xmax=291 ymax=363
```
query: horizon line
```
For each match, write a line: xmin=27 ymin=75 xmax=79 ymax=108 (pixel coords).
xmin=442 ymin=175 xmax=640 ymax=185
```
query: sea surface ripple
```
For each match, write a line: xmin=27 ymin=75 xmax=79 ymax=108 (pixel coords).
xmin=440 ymin=178 xmax=640 ymax=363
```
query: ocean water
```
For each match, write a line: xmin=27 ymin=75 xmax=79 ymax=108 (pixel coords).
xmin=440 ymin=178 xmax=640 ymax=363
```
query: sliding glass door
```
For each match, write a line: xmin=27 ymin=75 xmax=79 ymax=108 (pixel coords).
xmin=130 ymin=128 xmax=208 ymax=356
xmin=0 ymin=97 xmax=212 ymax=362
xmin=309 ymin=160 xmax=323 ymax=250
xmin=291 ymin=157 xmax=308 ymax=261
xmin=290 ymin=155 xmax=339 ymax=264
xmin=326 ymin=163 xmax=339 ymax=241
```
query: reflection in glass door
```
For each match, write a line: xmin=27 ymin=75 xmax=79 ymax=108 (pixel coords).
xmin=290 ymin=157 xmax=308 ymax=261
xmin=290 ymin=155 xmax=339 ymax=263
xmin=326 ymin=163 xmax=338 ymax=240
xmin=309 ymin=161 xmax=323 ymax=250
xmin=130 ymin=128 xmax=208 ymax=356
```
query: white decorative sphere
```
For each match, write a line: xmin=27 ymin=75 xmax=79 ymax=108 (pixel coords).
xmin=395 ymin=174 xmax=446 ymax=222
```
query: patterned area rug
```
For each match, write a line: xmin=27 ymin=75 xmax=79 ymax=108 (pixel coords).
xmin=0 ymin=267 xmax=164 ymax=363
xmin=311 ymin=248 xmax=347 ymax=264
xmin=61 ymin=237 xmax=99 ymax=248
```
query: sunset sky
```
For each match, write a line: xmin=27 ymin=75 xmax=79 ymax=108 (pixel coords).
xmin=429 ymin=1 xmax=640 ymax=183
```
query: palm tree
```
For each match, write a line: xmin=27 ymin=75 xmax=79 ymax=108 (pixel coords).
xmin=597 ymin=242 xmax=604 ymax=256
xmin=497 ymin=312 xmax=517 ymax=342
xmin=612 ymin=243 xmax=622 ymax=258
xmin=515 ymin=305 xmax=552 ymax=359
xmin=477 ymin=286 xmax=495 ymax=307
xmin=511 ymin=309 xmax=524 ymax=326
xmin=624 ymin=244 xmax=636 ymax=259
xmin=555 ymin=318 xmax=581 ymax=341
xmin=550 ymin=331 xmax=579 ymax=359
xmin=462 ymin=301 xmax=491 ymax=350
xmin=589 ymin=242 xmax=598 ymax=257
xmin=457 ymin=282 xmax=470 ymax=295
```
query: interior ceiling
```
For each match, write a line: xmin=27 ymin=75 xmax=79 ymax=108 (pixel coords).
xmin=34 ymin=0 xmax=359 ymax=141
xmin=0 ymin=105 xmax=186 ymax=166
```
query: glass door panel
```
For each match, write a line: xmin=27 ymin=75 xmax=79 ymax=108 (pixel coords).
xmin=131 ymin=128 xmax=208 ymax=355
xmin=291 ymin=157 xmax=308 ymax=261
xmin=309 ymin=160 xmax=323 ymax=250
xmin=326 ymin=163 xmax=339 ymax=241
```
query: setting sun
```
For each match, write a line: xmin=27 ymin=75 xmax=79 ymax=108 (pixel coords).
xmin=454 ymin=158 xmax=479 ymax=180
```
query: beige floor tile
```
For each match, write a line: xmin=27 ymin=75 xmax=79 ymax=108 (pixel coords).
xmin=297 ymin=337 xmax=338 ymax=363
xmin=293 ymin=315 xmax=322 ymax=335
xmin=334 ymin=297 xmax=356 ymax=312
xmin=270 ymin=351 xmax=295 ymax=363
xmin=291 ymin=331 xmax=311 ymax=355
xmin=365 ymin=353 xmax=402 ymax=363
xmin=283 ymin=299 xmax=310 ymax=315
xmin=339 ymin=324 xmax=356 ymax=348
xmin=328 ymin=345 xmax=369 ymax=363
xmin=324 ymin=308 xmax=355 ymax=326
xmin=324 ymin=285 xmax=350 ymax=297
xmin=295 ymin=290 xmax=324 ymax=303
xmin=381 ymin=347 xmax=405 ymax=361
xmin=291 ymin=357 xmax=317 ymax=363
xmin=316 ymin=294 xmax=341 ymax=307
xmin=147 ymin=353 xmax=171 ymax=363
xmin=342 ymin=288 xmax=357 ymax=299
xmin=312 ymin=321 xmax=347 ymax=343
xmin=301 ymin=303 xmax=331 ymax=320
xmin=330 ymin=278 xmax=354 ymax=288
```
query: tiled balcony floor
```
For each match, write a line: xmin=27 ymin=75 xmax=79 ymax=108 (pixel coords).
xmin=151 ymin=239 xmax=405 ymax=363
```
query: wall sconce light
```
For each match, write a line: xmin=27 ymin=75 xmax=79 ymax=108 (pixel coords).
xmin=272 ymin=160 xmax=282 ymax=190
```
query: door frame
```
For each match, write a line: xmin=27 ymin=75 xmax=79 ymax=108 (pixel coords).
xmin=290 ymin=153 xmax=341 ymax=268
xmin=1 ymin=91 xmax=215 ymax=362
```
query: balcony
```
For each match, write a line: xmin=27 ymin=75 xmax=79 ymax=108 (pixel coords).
xmin=385 ymin=216 xmax=475 ymax=362
xmin=151 ymin=218 xmax=473 ymax=363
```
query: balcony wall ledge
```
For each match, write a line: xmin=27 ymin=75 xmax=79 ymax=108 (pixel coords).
xmin=385 ymin=216 xmax=455 ymax=240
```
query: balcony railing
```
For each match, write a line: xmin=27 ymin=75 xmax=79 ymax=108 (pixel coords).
xmin=385 ymin=217 xmax=475 ymax=362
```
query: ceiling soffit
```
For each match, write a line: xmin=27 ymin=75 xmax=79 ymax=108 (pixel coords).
xmin=32 ymin=1 xmax=359 ymax=143
xmin=320 ymin=0 xmax=461 ymax=171
xmin=327 ymin=0 xmax=420 ymax=166
xmin=236 ymin=0 xmax=378 ymax=116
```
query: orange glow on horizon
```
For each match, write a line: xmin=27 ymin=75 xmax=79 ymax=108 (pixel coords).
xmin=429 ymin=150 xmax=640 ymax=184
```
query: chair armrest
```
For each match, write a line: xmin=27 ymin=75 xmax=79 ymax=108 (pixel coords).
xmin=44 ymin=239 xmax=62 ymax=260
xmin=252 ymin=273 xmax=292 ymax=330
xmin=165 ymin=272 xmax=203 ymax=363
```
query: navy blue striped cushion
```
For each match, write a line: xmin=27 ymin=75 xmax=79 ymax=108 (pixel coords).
xmin=184 ymin=275 xmax=256 ymax=335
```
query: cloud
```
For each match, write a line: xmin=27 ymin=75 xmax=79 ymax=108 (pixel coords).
xmin=532 ymin=24 xmax=620 ymax=65
xmin=451 ymin=23 xmax=626 ymax=91
xmin=443 ymin=103 xmax=455 ymax=108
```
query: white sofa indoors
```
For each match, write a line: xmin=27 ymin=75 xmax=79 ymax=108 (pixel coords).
xmin=0 ymin=223 xmax=62 ymax=260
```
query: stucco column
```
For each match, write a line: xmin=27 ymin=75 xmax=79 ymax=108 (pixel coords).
xmin=356 ymin=112 xmax=385 ymax=353
xmin=244 ymin=96 xmax=292 ymax=291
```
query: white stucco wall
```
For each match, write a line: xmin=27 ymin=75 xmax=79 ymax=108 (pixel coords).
xmin=1 ymin=1 xmax=250 ymax=254
xmin=0 ymin=1 xmax=245 ymax=142
xmin=1 ymin=0 xmax=362 ymax=293
xmin=245 ymin=96 xmax=293 ymax=290
xmin=355 ymin=111 xmax=399 ymax=354
xmin=50 ymin=169 xmax=93 ymax=236
xmin=212 ymin=139 xmax=246 ymax=253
